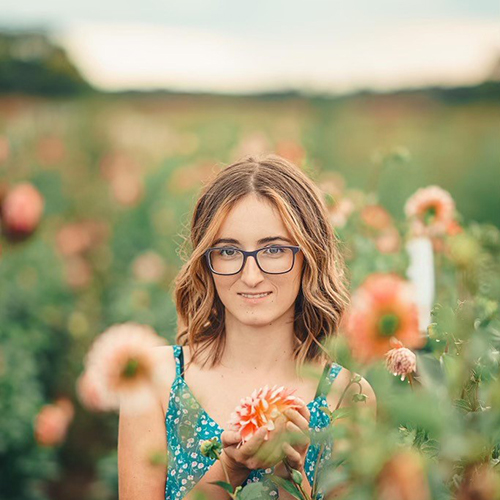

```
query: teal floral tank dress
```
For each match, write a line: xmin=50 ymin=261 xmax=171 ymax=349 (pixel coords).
xmin=165 ymin=345 xmax=343 ymax=500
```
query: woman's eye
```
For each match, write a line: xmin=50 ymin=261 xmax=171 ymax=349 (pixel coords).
xmin=264 ymin=246 xmax=284 ymax=254
xmin=220 ymin=248 xmax=237 ymax=257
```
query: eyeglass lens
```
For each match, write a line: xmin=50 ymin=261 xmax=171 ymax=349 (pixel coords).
xmin=209 ymin=247 xmax=294 ymax=274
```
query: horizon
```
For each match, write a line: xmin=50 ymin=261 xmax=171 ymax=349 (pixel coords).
xmin=2 ymin=1 xmax=500 ymax=94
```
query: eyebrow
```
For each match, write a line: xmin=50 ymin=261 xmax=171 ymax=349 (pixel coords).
xmin=212 ymin=236 xmax=293 ymax=246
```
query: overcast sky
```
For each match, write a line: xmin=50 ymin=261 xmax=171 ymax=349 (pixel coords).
xmin=2 ymin=1 xmax=500 ymax=93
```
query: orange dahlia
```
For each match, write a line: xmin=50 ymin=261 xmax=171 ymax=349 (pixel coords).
xmin=227 ymin=385 xmax=303 ymax=447
xmin=344 ymin=273 xmax=425 ymax=362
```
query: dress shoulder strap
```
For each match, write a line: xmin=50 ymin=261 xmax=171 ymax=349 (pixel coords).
xmin=314 ymin=361 xmax=343 ymax=399
xmin=171 ymin=344 xmax=185 ymax=379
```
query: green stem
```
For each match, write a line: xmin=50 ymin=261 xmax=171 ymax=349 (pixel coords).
xmin=215 ymin=450 xmax=236 ymax=499
xmin=283 ymin=458 xmax=311 ymax=500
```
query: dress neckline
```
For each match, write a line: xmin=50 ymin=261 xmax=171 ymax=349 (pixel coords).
xmin=172 ymin=375 xmax=329 ymax=434
xmin=169 ymin=345 xmax=342 ymax=433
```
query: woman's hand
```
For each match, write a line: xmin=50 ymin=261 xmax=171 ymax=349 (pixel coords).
xmin=220 ymin=414 xmax=290 ymax=473
xmin=273 ymin=401 xmax=311 ymax=478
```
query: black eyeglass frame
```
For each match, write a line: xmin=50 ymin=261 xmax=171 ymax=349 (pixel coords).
xmin=204 ymin=245 xmax=302 ymax=276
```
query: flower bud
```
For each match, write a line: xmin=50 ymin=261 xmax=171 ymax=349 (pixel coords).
xmin=291 ymin=468 xmax=303 ymax=485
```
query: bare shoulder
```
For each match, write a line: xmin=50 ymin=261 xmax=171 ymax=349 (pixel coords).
xmin=326 ymin=365 xmax=377 ymax=418
xmin=148 ymin=345 xmax=177 ymax=416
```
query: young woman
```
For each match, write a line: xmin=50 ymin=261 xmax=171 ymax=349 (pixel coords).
xmin=118 ymin=154 xmax=377 ymax=500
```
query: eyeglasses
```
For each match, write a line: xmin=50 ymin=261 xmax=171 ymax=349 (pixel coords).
xmin=204 ymin=245 xmax=301 ymax=276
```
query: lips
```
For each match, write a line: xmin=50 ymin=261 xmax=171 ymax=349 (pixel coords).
xmin=238 ymin=292 xmax=272 ymax=296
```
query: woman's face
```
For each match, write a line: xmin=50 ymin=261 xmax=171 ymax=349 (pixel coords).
xmin=209 ymin=193 xmax=304 ymax=328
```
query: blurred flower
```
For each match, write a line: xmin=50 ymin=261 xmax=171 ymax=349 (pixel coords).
xmin=318 ymin=172 xmax=346 ymax=204
xmin=456 ymin=462 xmax=500 ymax=500
xmin=361 ymin=204 xmax=393 ymax=231
xmin=63 ymin=255 xmax=92 ymax=289
xmin=227 ymin=385 xmax=303 ymax=448
xmin=376 ymin=226 xmax=402 ymax=254
xmin=82 ymin=323 xmax=165 ymax=413
xmin=1 ymin=183 xmax=44 ymax=239
xmin=376 ymin=448 xmax=430 ymax=500
xmin=99 ymin=151 xmax=140 ymax=181
xmin=404 ymin=185 xmax=456 ymax=238
xmin=34 ymin=400 xmax=74 ymax=447
xmin=167 ymin=161 xmax=217 ymax=194
xmin=0 ymin=136 xmax=10 ymax=163
xmin=56 ymin=220 xmax=109 ymax=257
xmin=132 ymin=251 xmax=167 ymax=283
xmin=385 ymin=340 xmax=417 ymax=381
xmin=327 ymin=197 xmax=355 ymax=228
xmin=231 ymin=131 xmax=272 ymax=159
xmin=446 ymin=219 xmax=463 ymax=236
xmin=275 ymin=140 xmax=305 ymax=166
xmin=36 ymin=135 xmax=66 ymax=165
xmin=77 ymin=369 xmax=116 ymax=412
xmin=344 ymin=273 xmax=424 ymax=362
xmin=110 ymin=171 xmax=144 ymax=207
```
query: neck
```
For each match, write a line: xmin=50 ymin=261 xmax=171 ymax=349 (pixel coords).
xmin=218 ymin=308 xmax=299 ymax=378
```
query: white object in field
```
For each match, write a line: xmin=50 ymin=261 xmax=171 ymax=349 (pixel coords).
xmin=405 ymin=236 xmax=435 ymax=334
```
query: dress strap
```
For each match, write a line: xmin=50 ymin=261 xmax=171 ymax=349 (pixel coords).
xmin=172 ymin=345 xmax=185 ymax=379
xmin=314 ymin=362 xmax=342 ymax=399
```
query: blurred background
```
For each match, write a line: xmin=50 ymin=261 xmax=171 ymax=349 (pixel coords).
xmin=0 ymin=1 xmax=499 ymax=500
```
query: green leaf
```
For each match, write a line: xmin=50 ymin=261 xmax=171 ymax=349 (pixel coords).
xmin=268 ymin=475 xmax=304 ymax=500
xmin=238 ymin=482 xmax=268 ymax=500
xmin=208 ymin=480 xmax=234 ymax=494
xmin=331 ymin=407 xmax=352 ymax=421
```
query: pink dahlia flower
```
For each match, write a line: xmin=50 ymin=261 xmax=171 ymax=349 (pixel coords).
xmin=34 ymin=402 xmax=72 ymax=447
xmin=82 ymin=322 xmax=165 ymax=413
xmin=1 ymin=183 xmax=44 ymax=238
xmin=227 ymin=385 xmax=303 ymax=448
xmin=404 ymin=185 xmax=456 ymax=238
xmin=385 ymin=340 xmax=417 ymax=381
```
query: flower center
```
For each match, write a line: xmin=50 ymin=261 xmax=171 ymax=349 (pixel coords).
xmin=122 ymin=358 xmax=140 ymax=378
xmin=378 ymin=313 xmax=400 ymax=337
xmin=423 ymin=205 xmax=437 ymax=225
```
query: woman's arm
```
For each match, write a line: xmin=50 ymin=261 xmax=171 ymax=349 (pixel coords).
xmin=118 ymin=396 xmax=167 ymax=500
xmin=118 ymin=346 xmax=175 ymax=500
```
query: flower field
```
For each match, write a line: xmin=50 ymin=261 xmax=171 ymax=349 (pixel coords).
xmin=1 ymin=91 xmax=500 ymax=500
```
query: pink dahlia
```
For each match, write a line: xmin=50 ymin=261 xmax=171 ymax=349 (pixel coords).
xmin=344 ymin=273 xmax=425 ymax=362
xmin=1 ymin=183 xmax=44 ymax=238
xmin=404 ymin=186 xmax=456 ymax=238
xmin=385 ymin=340 xmax=417 ymax=381
xmin=82 ymin=322 xmax=165 ymax=413
xmin=227 ymin=385 xmax=303 ymax=448
xmin=361 ymin=204 xmax=393 ymax=232
xmin=34 ymin=400 xmax=73 ymax=447
xmin=327 ymin=197 xmax=355 ymax=228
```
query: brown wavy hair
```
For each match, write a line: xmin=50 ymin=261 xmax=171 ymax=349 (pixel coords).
xmin=173 ymin=153 xmax=350 ymax=371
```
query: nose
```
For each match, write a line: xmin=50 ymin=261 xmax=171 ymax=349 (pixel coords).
xmin=240 ymin=254 xmax=265 ymax=286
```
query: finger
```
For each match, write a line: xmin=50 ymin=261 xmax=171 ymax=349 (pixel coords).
xmin=285 ymin=421 xmax=310 ymax=448
xmin=285 ymin=408 xmax=309 ymax=430
xmin=239 ymin=426 xmax=268 ymax=458
xmin=221 ymin=430 xmax=242 ymax=447
xmin=255 ymin=417 xmax=288 ymax=465
xmin=282 ymin=442 xmax=302 ymax=470
xmin=296 ymin=401 xmax=311 ymax=422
